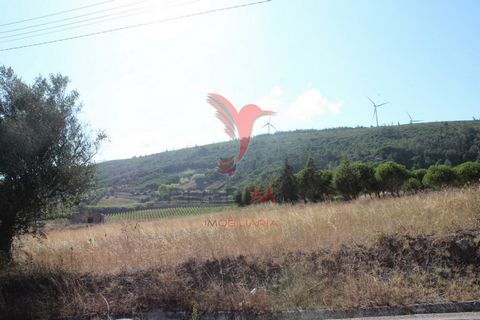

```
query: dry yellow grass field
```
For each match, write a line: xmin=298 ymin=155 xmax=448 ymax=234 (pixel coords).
xmin=14 ymin=187 xmax=480 ymax=274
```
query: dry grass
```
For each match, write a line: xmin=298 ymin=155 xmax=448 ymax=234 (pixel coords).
xmin=3 ymin=187 xmax=480 ymax=318
xmin=14 ymin=187 xmax=480 ymax=274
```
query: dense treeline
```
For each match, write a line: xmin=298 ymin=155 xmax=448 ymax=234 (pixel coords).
xmin=235 ymin=158 xmax=480 ymax=206
xmin=97 ymin=121 xmax=480 ymax=195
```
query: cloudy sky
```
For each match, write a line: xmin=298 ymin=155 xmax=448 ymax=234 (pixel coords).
xmin=1 ymin=0 xmax=479 ymax=161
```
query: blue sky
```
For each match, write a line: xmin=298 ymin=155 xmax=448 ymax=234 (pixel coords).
xmin=1 ymin=0 xmax=479 ymax=161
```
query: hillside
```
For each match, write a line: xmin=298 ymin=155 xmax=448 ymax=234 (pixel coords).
xmin=94 ymin=120 xmax=480 ymax=206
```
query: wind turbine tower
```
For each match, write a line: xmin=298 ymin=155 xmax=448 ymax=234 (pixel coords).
xmin=262 ymin=116 xmax=277 ymax=134
xmin=406 ymin=112 xmax=423 ymax=124
xmin=367 ymin=97 xmax=389 ymax=127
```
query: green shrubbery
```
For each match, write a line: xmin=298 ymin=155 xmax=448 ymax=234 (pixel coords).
xmin=237 ymin=158 xmax=480 ymax=206
xmin=455 ymin=162 xmax=480 ymax=185
xmin=422 ymin=164 xmax=457 ymax=188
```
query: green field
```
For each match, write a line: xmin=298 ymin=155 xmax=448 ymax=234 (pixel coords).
xmin=105 ymin=206 xmax=234 ymax=223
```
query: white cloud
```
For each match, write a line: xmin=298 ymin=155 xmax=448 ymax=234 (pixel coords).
xmin=256 ymin=85 xmax=284 ymax=111
xmin=284 ymin=88 xmax=342 ymax=122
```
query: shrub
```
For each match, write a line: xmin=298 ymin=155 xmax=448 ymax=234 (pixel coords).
xmin=455 ymin=162 xmax=480 ymax=185
xmin=411 ymin=168 xmax=428 ymax=183
xmin=402 ymin=177 xmax=422 ymax=193
xmin=422 ymin=164 xmax=457 ymax=188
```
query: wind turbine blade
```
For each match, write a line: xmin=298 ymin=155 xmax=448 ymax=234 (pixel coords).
xmin=406 ymin=112 xmax=412 ymax=120
xmin=367 ymin=96 xmax=375 ymax=105
xmin=376 ymin=102 xmax=389 ymax=107
xmin=372 ymin=110 xmax=376 ymax=121
xmin=270 ymin=124 xmax=277 ymax=130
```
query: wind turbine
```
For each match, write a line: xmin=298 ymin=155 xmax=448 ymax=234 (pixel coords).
xmin=262 ymin=116 xmax=277 ymax=134
xmin=367 ymin=97 xmax=388 ymax=127
xmin=406 ymin=112 xmax=423 ymax=124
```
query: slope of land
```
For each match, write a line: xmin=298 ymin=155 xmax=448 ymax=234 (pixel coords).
xmin=96 ymin=121 xmax=480 ymax=200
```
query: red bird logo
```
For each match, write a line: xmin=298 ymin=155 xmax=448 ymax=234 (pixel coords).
xmin=207 ymin=93 xmax=276 ymax=175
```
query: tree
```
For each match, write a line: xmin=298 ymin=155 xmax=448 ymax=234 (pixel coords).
xmin=240 ymin=184 xmax=255 ymax=206
xmin=375 ymin=161 xmax=408 ymax=196
xmin=233 ymin=189 xmax=244 ymax=206
xmin=296 ymin=157 xmax=317 ymax=202
xmin=422 ymin=164 xmax=457 ymax=188
xmin=297 ymin=160 xmax=334 ymax=202
xmin=314 ymin=169 xmax=334 ymax=201
xmin=350 ymin=162 xmax=376 ymax=196
xmin=455 ymin=162 xmax=480 ymax=185
xmin=333 ymin=161 xmax=363 ymax=200
xmin=275 ymin=159 xmax=298 ymax=203
xmin=0 ymin=66 xmax=105 ymax=261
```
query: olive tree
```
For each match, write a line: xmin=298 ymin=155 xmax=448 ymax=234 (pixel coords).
xmin=0 ymin=66 xmax=105 ymax=261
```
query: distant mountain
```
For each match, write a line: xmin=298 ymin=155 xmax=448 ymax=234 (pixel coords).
xmin=95 ymin=121 xmax=480 ymax=203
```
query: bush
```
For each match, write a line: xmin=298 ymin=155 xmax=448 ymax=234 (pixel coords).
xmin=402 ymin=177 xmax=422 ymax=193
xmin=422 ymin=164 xmax=457 ymax=188
xmin=411 ymin=168 xmax=428 ymax=183
xmin=375 ymin=161 xmax=408 ymax=196
xmin=455 ymin=162 xmax=480 ymax=185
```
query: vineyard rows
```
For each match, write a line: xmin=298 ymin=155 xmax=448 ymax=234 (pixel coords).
xmin=105 ymin=206 xmax=232 ymax=223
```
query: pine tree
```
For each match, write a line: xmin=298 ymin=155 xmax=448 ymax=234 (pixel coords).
xmin=296 ymin=157 xmax=317 ymax=202
xmin=276 ymin=159 xmax=299 ymax=203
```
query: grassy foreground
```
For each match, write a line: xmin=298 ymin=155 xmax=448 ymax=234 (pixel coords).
xmin=2 ymin=187 xmax=480 ymax=318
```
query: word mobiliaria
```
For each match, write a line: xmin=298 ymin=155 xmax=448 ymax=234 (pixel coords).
xmin=204 ymin=218 xmax=279 ymax=228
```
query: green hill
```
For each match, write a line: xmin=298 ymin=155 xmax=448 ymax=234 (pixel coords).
xmin=94 ymin=121 xmax=480 ymax=206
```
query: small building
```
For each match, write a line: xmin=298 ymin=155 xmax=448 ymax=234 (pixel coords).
xmin=70 ymin=207 xmax=106 ymax=224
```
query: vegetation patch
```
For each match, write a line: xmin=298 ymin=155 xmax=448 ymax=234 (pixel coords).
xmin=2 ymin=228 xmax=480 ymax=319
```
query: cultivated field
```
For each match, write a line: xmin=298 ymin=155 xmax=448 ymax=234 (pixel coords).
xmin=104 ymin=206 xmax=234 ymax=223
